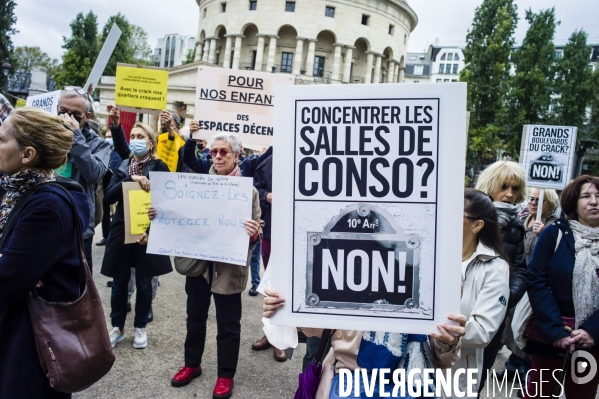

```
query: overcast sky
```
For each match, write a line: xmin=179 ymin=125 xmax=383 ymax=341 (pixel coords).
xmin=12 ymin=0 xmax=599 ymax=61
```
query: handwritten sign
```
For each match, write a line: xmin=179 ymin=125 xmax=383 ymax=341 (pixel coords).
xmin=129 ymin=190 xmax=152 ymax=235
xmin=193 ymin=68 xmax=294 ymax=146
xmin=146 ymin=172 xmax=253 ymax=266
xmin=156 ymin=133 xmax=185 ymax=172
xmin=115 ymin=63 xmax=168 ymax=114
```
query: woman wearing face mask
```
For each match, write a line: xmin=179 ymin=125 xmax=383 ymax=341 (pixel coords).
xmin=100 ymin=108 xmax=172 ymax=350
xmin=475 ymin=160 xmax=527 ymax=392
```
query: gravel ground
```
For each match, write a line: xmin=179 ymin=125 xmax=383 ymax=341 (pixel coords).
xmin=75 ymin=229 xmax=517 ymax=398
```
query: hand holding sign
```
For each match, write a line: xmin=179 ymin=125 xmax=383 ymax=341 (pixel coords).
xmin=109 ymin=106 xmax=120 ymax=128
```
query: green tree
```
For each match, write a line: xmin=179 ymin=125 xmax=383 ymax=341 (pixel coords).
xmin=54 ymin=11 xmax=99 ymax=87
xmin=552 ymin=30 xmax=594 ymax=129
xmin=13 ymin=46 xmax=61 ymax=76
xmin=0 ymin=0 xmax=17 ymax=90
xmin=129 ymin=25 xmax=153 ymax=65
xmin=460 ymin=0 xmax=518 ymax=172
xmin=183 ymin=48 xmax=196 ymax=65
xmin=100 ymin=13 xmax=132 ymax=75
xmin=501 ymin=8 xmax=558 ymax=156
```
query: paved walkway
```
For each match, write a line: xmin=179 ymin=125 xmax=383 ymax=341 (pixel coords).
xmin=75 ymin=230 xmax=515 ymax=398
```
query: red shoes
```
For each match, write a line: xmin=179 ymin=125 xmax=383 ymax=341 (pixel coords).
xmin=171 ymin=365 xmax=202 ymax=387
xmin=213 ymin=377 xmax=234 ymax=399
xmin=171 ymin=366 xmax=233 ymax=398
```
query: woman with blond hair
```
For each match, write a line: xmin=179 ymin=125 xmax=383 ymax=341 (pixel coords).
xmin=475 ymin=160 xmax=528 ymax=391
xmin=101 ymin=108 xmax=171 ymax=350
xmin=0 ymin=108 xmax=92 ymax=397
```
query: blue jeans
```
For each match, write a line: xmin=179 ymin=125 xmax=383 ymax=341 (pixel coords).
xmin=111 ymin=267 xmax=152 ymax=329
xmin=250 ymin=241 xmax=262 ymax=287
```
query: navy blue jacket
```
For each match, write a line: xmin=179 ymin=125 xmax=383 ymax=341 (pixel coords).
xmin=182 ymin=138 xmax=272 ymax=177
xmin=253 ymin=153 xmax=272 ymax=239
xmin=528 ymin=218 xmax=599 ymax=345
xmin=0 ymin=184 xmax=90 ymax=398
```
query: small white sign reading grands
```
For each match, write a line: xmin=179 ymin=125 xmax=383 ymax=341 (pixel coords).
xmin=270 ymin=83 xmax=467 ymax=334
xmin=520 ymin=124 xmax=578 ymax=190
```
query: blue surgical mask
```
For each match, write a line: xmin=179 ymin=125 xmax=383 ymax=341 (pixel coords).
xmin=129 ymin=139 xmax=149 ymax=156
xmin=106 ymin=138 xmax=114 ymax=146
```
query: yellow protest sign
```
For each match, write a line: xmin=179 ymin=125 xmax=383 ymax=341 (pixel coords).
xmin=128 ymin=189 xmax=152 ymax=235
xmin=15 ymin=98 xmax=26 ymax=108
xmin=156 ymin=132 xmax=185 ymax=172
xmin=115 ymin=63 xmax=168 ymax=112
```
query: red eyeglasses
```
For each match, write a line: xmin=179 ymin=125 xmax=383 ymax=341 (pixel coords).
xmin=210 ymin=148 xmax=230 ymax=158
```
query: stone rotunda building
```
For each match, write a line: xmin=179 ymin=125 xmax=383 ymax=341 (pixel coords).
xmin=193 ymin=0 xmax=418 ymax=84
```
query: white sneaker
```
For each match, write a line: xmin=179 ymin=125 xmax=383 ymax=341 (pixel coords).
xmin=109 ymin=327 xmax=125 ymax=348
xmin=133 ymin=327 xmax=148 ymax=349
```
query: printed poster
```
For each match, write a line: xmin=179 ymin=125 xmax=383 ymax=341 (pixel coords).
xmin=270 ymin=83 xmax=467 ymax=334
xmin=193 ymin=67 xmax=294 ymax=146
xmin=519 ymin=124 xmax=578 ymax=190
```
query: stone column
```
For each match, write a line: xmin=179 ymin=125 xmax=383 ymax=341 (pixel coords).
xmin=232 ymin=35 xmax=243 ymax=70
xmin=364 ymin=52 xmax=374 ymax=84
xmin=373 ymin=54 xmax=382 ymax=83
xmin=202 ymin=39 xmax=210 ymax=62
xmin=394 ymin=63 xmax=400 ymax=83
xmin=398 ymin=66 xmax=405 ymax=83
xmin=342 ymin=46 xmax=354 ymax=83
xmin=255 ymin=35 xmax=266 ymax=71
xmin=208 ymin=38 xmax=217 ymax=64
xmin=305 ymin=39 xmax=317 ymax=77
xmin=331 ymin=44 xmax=343 ymax=81
xmin=195 ymin=42 xmax=204 ymax=62
xmin=266 ymin=36 xmax=278 ymax=71
xmin=292 ymin=38 xmax=304 ymax=75
xmin=222 ymin=36 xmax=233 ymax=68
xmin=387 ymin=60 xmax=395 ymax=83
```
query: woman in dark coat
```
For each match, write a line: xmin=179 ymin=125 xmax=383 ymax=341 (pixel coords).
xmin=101 ymin=107 xmax=171 ymax=350
xmin=475 ymin=160 xmax=528 ymax=392
xmin=527 ymin=175 xmax=599 ymax=396
xmin=0 ymin=108 xmax=91 ymax=398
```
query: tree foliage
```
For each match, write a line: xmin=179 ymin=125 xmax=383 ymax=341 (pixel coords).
xmin=0 ymin=0 xmax=17 ymax=89
xmin=183 ymin=48 xmax=196 ymax=65
xmin=501 ymin=8 xmax=558 ymax=157
xmin=460 ymin=0 xmax=518 ymax=172
xmin=54 ymin=11 xmax=99 ymax=87
xmin=129 ymin=25 xmax=153 ymax=65
xmin=13 ymin=46 xmax=60 ymax=76
xmin=552 ymin=31 xmax=594 ymax=129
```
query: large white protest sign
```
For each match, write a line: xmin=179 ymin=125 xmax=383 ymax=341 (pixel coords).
xmin=193 ymin=68 xmax=294 ymax=146
xmin=25 ymin=90 xmax=60 ymax=114
xmin=84 ymin=24 xmax=122 ymax=92
xmin=146 ymin=172 xmax=254 ymax=266
xmin=519 ymin=124 xmax=577 ymax=190
xmin=270 ymin=83 xmax=467 ymax=334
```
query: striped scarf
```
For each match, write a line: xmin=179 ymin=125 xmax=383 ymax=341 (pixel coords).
xmin=128 ymin=152 xmax=153 ymax=176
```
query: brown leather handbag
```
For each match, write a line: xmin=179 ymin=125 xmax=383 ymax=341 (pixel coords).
xmin=25 ymin=184 xmax=115 ymax=392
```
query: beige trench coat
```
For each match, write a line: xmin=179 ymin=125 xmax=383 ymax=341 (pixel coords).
xmin=173 ymin=186 xmax=263 ymax=295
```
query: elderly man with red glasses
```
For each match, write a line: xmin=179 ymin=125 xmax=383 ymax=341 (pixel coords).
xmin=57 ymin=86 xmax=110 ymax=271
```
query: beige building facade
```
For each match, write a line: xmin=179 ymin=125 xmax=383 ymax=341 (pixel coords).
xmin=96 ymin=0 xmax=417 ymax=131
xmin=194 ymin=0 xmax=417 ymax=84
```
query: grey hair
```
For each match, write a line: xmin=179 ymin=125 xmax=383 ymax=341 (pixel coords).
xmin=170 ymin=112 xmax=181 ymax=127
xmin=58 ymin=88 xmax=92 ymax=114
xmin=209 ymin=133 xmax=242 ymax=153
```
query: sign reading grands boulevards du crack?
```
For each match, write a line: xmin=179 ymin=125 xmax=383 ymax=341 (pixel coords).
xmin=519 ymin=124 xmax=578 ymax=190
xmin=270 ymin=83 xmax=467 ymax=334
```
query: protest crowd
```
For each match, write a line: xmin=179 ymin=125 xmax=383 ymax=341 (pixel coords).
xmin=1 ymin=83 xmax=599 ymax=399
